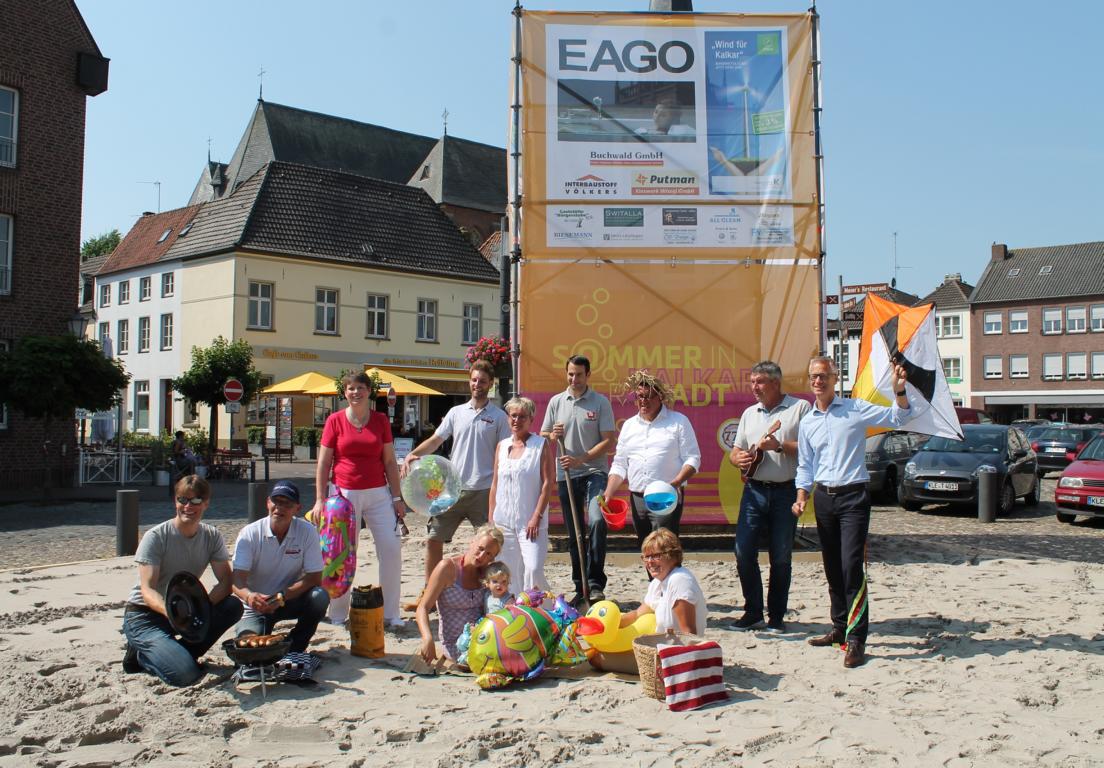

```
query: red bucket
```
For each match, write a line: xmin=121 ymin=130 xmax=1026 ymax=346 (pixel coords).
xmin=601 ymin=498 xmax=629 ymax=530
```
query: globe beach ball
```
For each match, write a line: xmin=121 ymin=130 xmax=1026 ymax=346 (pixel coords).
xmin=643 ymin=480 xmax=678 ymax=515
xmin=400 ymin=455 xmax=462 ymax=517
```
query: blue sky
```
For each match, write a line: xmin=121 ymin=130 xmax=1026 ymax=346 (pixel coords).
xmin=76 ymin=1 xmax=1104 ymax=300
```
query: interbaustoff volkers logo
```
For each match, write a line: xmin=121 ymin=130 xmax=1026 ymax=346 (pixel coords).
xmin=563 ymin=174 xmax=618 ymax=196
xmin=632 ymin=172 xmax=699 ymax=196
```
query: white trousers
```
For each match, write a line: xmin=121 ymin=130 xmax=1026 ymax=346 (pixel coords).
xmin=328 ymin=485 xmax=402 ymax=623
xmin=497 ymin=523 xmax=548 ymax=597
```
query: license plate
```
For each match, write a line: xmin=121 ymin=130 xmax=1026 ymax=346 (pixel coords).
xmin=924 ymin=481 xmax=959 ymax=491
xmin=1045 ymin=447 xmax=1066 ymax=453
xmin=1088 ymin=496 xmax=1104 ymax=507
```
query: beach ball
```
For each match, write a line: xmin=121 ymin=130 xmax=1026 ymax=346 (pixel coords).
xmin=643 ymin=480 xmax=678 ymax=515
xmin=401 ymin=455 xmax=462 ymax=517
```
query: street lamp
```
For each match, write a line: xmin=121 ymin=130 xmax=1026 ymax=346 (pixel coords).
xmin=68 ymin=311 xmax=90 ymax=338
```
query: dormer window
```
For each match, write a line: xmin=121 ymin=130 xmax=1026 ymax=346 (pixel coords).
xmin=1007 ymin=268 xmax=1020 ymax=277
xmin=157 ymin=228 xmax=171 ymax=244
xmin=178 ymin=222 xmax=193 ymax=237
xmin=1039 ymin=265 xmax=1053 ymax=275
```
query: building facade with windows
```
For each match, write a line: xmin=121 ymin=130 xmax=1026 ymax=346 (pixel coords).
xmin=970 ymin=242 xmax=1104 ymax=423
xmin=0 ymin=0 xmax=107 ymax=484
xmin=916 ymin=273 xmax=974 ymax=406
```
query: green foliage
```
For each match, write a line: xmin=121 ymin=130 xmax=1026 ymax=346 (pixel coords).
xmin=0 ymin=335 xmax=130 ymax=420
xmin=81 ymin=229 xmax=121 ymax=262
xmin=333 ymin=368 xmax=382 ymax=401
xmin=173 ymin=337 xmax=263 ymax=454
xmin=293 ymin=426 xmax=322 ymax=447
xmin=246 ymin=425 xmax=266 ymax=445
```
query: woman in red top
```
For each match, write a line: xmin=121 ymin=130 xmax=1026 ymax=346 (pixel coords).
xmin=311 ymin=372 xmax=407 ymax=627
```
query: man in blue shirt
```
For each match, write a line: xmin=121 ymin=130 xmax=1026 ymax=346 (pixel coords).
xmin=792 ymin=355 xmax=910 ymax=668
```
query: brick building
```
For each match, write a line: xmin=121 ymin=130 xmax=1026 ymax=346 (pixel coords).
xmin=970 ymin=242 xmax=1104 ymax=423
xmin=0 ymin=0 xmax=107 ymax=486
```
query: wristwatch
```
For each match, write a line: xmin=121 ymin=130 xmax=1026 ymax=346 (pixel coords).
xmin=392 ymin=496 xmax=403 ymax=503
xmin=895 ymin=390 xmax=907 ymax=397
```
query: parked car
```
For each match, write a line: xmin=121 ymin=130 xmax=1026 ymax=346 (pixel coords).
xmin=899 ymin=424 xmax=1039 ymax=515
xmin=1023 ymin=424 xmax=1051 ymax=443
xmin=865 ymin=431 xmax=929 ymax=503
xmin=954 ymin=406 xmax=993 ymax=424
xmin=1054 ymin=434 xmax=1104 ymax=523
xmin=1011 ymin=418 xmax=1050 ymax=430
xmin=1030 ymin=425 xmax=1104 ymax=476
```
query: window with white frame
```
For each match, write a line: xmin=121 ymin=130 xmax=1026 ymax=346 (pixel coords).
xmin=983 ymin=312 xmax=1002 ymax=334
xmin=0 ymin=339 xmax=7 ymax=428
xmin=117 ymin=319 xmax=129 ymax=354
xmin=835 ymin=341 xmax=851 ymax=382
xmin=159 ymin=313 xmax=173 ymax=350
xmin=1009 ymin=310 xmax=1028 ymax=333
xmin=1092 ymin=304 xmax=1104 ymax=332
xmin=416 ymin=298 xmax=438 ymax=342
xmin=1067 ymin=352 xmax=1088 ymax=380
xmin=1092 ymin=352 xmax=1104 ymax=379
xmin=139 ymin=276 xmax=151 ymax=301
xmin=983 ymin=356 xmax=1002 ymax=379
xmin=1042 ymin=353 xmax=1063 ymax=380
xmin=0 ymin=214 xmax=10 ymax=295
xmin=0 ymin=86 xmax=17 ymax=167
xmin=942 ymin=357 xmax=961 ymax=380
xmin=247 ymin=281 xmax=273 ymax=329
xmin=99 ymin=283 xmax=110 ymax=307
xmin=1043 ymin=308 xmax=1062 ymax=334
xmin=98 ymin=322 xmax=108 ymax=346
xmin=366 ymin=293 xmax=388 ymax=338
xmin=137 ymin=316 xmax=150 ymax=353
xmin=462 ymin=304 xmax=482 ymax=345
xmin=161 ymin=271 xmax=174 ymax=298
xmin=118 ymin=280 xmax=130 ymax=304
xmin=1009 ymin=354 xmax=1028 ymax=379
xmin=937 ymin=315 xmax=961 ymax=338
xmin=1067 ymin=306 xmax=1087 ymax=333
xmin=134 ymin=380 xmax=150 ymax=431
xmin=315 ymin=288 xmax=339 ymax=334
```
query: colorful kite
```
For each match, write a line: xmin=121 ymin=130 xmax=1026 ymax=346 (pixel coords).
xmin=851 ymin=294 xmax=963 ymax=440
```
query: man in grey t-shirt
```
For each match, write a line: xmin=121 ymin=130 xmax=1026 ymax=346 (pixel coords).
xmin=121 ymin=476 xmax=242 ymax=686
xmin=540 ymin=355 xmax=617 ymax=605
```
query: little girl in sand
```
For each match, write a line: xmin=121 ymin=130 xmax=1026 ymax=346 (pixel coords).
xmin=483 ymin=562 xmax=515 ymax=614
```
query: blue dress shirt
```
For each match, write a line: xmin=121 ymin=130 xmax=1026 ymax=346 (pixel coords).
xmin=795 ymin=396 xmax=910 ymax=492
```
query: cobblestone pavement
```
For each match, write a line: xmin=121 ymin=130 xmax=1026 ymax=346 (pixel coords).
xmin=0 ymin=477 xmax=1100 ymax=572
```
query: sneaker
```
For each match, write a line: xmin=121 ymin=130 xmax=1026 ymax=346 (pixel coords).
xmin=386 ymin=618 xmax=406 ymax=630
xmin=122 ymin=644 xmax=141 ymax=674
xmin=763 ymin=618 xmax=786 ymax=634
xmin=731 ymin=613 xmax=764 ymax=631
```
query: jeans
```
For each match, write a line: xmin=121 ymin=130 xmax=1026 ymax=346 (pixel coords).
xmin=813 ymin=485 xmax=871 ymax=643
xmin=630 ymin=490 xmax=683 ymax=548
xmin=734 ymin=479 xmax=798 ymax=622
xmin=236 ymin=586 xmax=330 ymax=653
xmin=122 ymin=596 xmax=243 ymax=687
xmin=557 ymin=473 xmax=608 ymax=594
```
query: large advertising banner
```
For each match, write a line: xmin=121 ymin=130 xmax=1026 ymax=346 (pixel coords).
xmin=516 ymin=11 xmax=821 ymax=525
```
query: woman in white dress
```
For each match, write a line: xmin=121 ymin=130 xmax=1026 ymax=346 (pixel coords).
xmin=488 ymin=397 xmax=556 ymax=595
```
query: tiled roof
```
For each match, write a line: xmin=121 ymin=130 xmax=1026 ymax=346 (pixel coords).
xmin=166 ymin=170 xmax=265 ymax=261
xmin=830 ymin=288 xmax=921 ymax=333
xmin=478 ymin=231 xmax=505 ymax=267
xmin=915 ymin=276 xmax=974 ymax=310
xmin=407 ymin=136 xmax=507 ymax=213
xmin=970 ymin=241 xmax=1104 ymax=304
xmin=97 ymin=205 xmax=201 ymax=276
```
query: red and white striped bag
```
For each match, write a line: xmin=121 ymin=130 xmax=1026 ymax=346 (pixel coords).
xmin=657 ymin=640 xmax=729 ymax=711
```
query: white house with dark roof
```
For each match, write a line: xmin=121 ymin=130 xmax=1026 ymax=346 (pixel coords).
xmin=916 ymin=273 xmax=975 ymax=407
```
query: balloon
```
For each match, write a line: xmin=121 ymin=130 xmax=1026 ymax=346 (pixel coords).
xmin=643 ymin=480 xmax=678 ymax=515
xmin=400 ymin=455 xmax=462 ymax=517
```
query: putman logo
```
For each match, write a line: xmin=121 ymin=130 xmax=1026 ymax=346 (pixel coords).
xmin=632 ymin=172 xmax=699 ymax=196
xmin=603 ymin=207 xmax=644 ymax=227
xmin=563 ymin=174 xmax=618 ymax=196
xmin=662 ymin=208 xmax=697 ymax=226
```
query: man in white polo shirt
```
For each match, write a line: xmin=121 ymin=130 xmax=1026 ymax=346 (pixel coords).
xmin=232 ymin=480 xmax=329 ymax=652
xmin=401 ymin=359 xmax=511 ymax=596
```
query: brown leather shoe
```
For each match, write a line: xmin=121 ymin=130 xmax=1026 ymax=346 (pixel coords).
xmin=843 ymin=639 xmax=866 ymax=668
xmin=807 ymin=629 xmax=844 ymax=647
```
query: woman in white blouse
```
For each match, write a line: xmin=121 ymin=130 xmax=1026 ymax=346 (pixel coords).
xmin=602 ymin=370 xmax=701 ymax=547
xmin=619 ymin=528 xmax=707 ymax=635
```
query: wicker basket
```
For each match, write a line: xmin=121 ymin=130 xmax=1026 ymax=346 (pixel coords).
xmin=632 ymin=630 xmax=694 ymax=701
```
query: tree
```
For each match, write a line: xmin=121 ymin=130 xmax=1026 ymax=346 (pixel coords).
xmin=80 ymin=229 xmax=121 ymax=263
xmin=0 ymin=335 xmax=130 ymax=493
xmin=173 ymin=337 xmax=263 ymax=455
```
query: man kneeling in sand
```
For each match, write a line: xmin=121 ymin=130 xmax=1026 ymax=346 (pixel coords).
xmin=121 ymin=475 xmax=243 ymax=686
xmin=231 ymin=480 xmax=329 ymax=652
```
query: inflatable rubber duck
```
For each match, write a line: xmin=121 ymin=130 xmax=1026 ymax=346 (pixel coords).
xmin=576 ymin=600 xmax=656 ymax=654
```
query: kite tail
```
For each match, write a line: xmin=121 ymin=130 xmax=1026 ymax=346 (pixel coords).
xmin=844 ymin=542 xmax=869 ymax=647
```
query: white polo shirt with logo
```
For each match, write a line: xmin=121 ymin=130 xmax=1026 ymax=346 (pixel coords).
xmin=434 ymin=400 xmax=511 ymax=491
xmin=232 ymin=516 xmax=323 ymax=619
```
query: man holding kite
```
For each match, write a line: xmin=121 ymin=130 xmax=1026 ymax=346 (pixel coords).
xmin=792 ymin=355 xmax=910 ymax=669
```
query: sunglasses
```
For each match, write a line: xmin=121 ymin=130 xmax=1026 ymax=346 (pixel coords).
xmin=635 ymin=391 xmax=658 ymax=401
xmin=641 ymin=550 xmax=673 ymax=562
xmin=176 ymin=496 xmax=206 ymax=506
xmin=809 ymin=373 xmax=834 ymax=381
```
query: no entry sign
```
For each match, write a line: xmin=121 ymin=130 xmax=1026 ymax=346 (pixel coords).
xmin=223 ymin=378 xmax=244 ymax=402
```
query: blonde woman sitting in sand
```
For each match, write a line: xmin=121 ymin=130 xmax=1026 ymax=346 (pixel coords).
xmin=618 ymin=528 xmax=707 ymax=636
xmin=482 ymin=562 xmax=515 ymax=614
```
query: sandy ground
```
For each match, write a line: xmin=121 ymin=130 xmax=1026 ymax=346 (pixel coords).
xmin=2 ymin=491 xmax=1103 ymax=768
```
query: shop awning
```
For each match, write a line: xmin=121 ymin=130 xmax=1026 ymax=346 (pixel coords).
xmin=262 ymin=371 xmax=336 ymax=395
xmin=380 ymin=367 xmax=470 ymax=383
xmin=303 ymin=368 xmax=446 ymax=397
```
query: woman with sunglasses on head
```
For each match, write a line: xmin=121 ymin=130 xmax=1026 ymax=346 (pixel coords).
xmin=120 ymin=475 xmax=243 ymax=686
xmin=488 ymin=396 xmax=556 ymax=595
xmin=618 ymin=528 xmax=707 ymax=636
xmin=602 ymin=370 xmax=701 ymax=548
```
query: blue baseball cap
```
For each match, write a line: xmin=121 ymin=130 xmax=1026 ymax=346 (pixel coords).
xmin=269 ymin=480 xmax=300 ymax=503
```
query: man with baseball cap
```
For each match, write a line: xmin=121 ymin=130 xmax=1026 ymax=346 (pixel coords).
xmin=231 ymin=480 xmax=329 ymax=652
